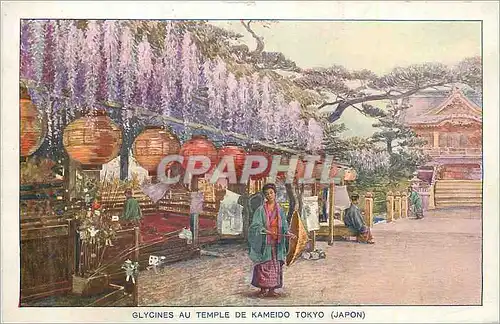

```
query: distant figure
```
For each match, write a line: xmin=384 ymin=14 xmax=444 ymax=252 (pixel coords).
xmin=121 ymin=189 xmax=143 ymax=226
xmin=248 ymin=183 xmax=296 ymax=298
xmin=409 ymin=187 xmax=424 ymax=219
xmin=343 ymin=194 xmax=375 ymax=244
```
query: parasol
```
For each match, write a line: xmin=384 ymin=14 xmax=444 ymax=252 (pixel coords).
xmin=286 ymin=210 xmax=309 ymax=266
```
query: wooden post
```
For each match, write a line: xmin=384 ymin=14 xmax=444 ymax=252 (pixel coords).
xmin=401 ymin=192 xmax=408 ymax=218
xmin=67 ymin=219 xmax=76 ymax=278
xmin=386 ymin=191 xmax=394 ymax=222
xmin=133 ymin=226 xmax=139 ymax=307
xmin=394 ymin=191 xmax=401 ymax=219
xmin=310 ymin=231 xmax=316 ymax=251
xmin=68 ymin=159 xmax=78 ymax=200
xmin=328 ymin=183 xmax=335 ymax=246
xmin=433 ymin=131 xmax=440 ymax=148
xmin=428 ymin=183 xmax=436 ymax=210
xmin=364 ymin=192 xmax=374 ymax=227
xmin=191 ymin=176 xmax=200 ymax=246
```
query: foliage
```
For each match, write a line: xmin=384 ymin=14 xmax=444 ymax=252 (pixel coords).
xmin=20 ymin=156 xmax=62 ymax=184
xmin=293 ymin=59 xmax=482 ymax=122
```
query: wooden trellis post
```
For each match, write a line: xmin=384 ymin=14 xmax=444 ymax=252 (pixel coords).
xmin=364 ymin=192 xmax=374 ymax=227
xmin=401 ymin=192 xmax=408 ymax=218
xmin=386 ymin=191 xmax=394 ymax=222
xmin=328 ymin=182 xmax=335 ymax=246
xmin=394 ymin=191 xmax=402 ymax=219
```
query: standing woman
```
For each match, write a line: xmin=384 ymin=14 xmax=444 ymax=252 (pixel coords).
xmin=248 ymin=183 xmax=296 ymax=297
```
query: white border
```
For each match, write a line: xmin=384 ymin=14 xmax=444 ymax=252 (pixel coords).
xmin=1 ymin=1 xmax=499 ymax=323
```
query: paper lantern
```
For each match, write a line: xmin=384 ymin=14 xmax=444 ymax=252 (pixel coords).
xmin=62 ymin=110 xmax=122 ymax=170
xmin=20 ymin=85 xmax=45 ymax=157
xmin=276 ymin=156 xmax=305 ymax=181
xmin=248 ymin=150 xmax=272 ymax=180
xmin=218 ymin=144 xmax=247 ymax=177
xmin=312 ymin=159 xmax=339 ymax=179
xmin=344 ymin=169 xmax=357 ymax=181
xmin=179 ymin=135 xmax=218 ymax=172
xmin=133 ymin=126 xmax=181 ymax=176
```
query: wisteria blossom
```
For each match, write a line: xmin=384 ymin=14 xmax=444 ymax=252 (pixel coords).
xmin=225 ymin=72 xmax=238 ymax=132
xmin=136 ymin=34 xmax=153 ymax=108
xmin=347 ymin=149 xmax=391 ymax=173
xmin=82 ymin=20 xmax=102 ymax=111
xmin=18 ymin=20 xmax=324 ymax=151
xmin=103 ymin=20 xmax=120 ymax=103
xmin=306 ymin=118 xmax=324 ymax=153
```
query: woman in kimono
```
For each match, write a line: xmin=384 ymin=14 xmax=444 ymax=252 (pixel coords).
xmin=248 ymin=183 xmax=296 ymax=297
xmin=343 ymin=193 xmax=375 ymax=244
xmin=409 ymin=187 xmax=424 ymax=219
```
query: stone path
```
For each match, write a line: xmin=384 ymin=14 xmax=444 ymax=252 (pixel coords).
xmin=138 ymin=207 xmax=482 ymax=306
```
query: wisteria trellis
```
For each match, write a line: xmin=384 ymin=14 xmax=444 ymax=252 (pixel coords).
xmin=20 ymin=19 xmax=324 ymax=152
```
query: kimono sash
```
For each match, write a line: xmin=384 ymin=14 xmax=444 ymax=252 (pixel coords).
xmin=264 ymin=203 xmax=282 ymax=244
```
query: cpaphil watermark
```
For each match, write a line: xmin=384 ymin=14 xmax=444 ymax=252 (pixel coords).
xmin=157 ymin=154 xmax=338 ymax=184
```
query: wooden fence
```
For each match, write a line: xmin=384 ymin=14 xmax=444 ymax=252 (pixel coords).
xmin=385 ymin=191 xmax=409 ymax=222
xmin=20 ymin=219 xmax=76 ymax=303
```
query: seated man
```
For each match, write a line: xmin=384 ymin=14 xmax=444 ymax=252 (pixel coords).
xmin=343 ymin=194 xmax=374 ymax=244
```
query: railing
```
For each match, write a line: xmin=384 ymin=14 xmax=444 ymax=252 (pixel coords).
xmin=423 ymin=147 xmax=482 ymax=157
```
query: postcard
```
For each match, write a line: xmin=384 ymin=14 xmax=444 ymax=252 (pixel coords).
xmin=1 ymin=1 xmax=499 ymax=323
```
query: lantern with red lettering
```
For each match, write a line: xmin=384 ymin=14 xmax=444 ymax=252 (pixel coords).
xmin=276 ymin=156 xmax=305 ymax=181
xmin=179 ymin=135 xmax=218 ymax=173
xmin=217 ymin=143 xmax=246 ymax=178
xmin=313 ymin=159 xmax=339 ymax=180
xmin=247 ymin=150 xmax=272 ymax=180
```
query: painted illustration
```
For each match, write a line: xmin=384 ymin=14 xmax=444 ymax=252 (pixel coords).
xmin=18 ymin=19 xmax=482 ymax=308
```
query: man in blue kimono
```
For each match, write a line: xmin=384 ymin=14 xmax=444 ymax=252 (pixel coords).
xmin=343 ymin=194 xmax=374 ymax=244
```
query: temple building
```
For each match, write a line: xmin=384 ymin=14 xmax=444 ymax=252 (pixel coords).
xmin=402 ymin=85 xmax=482 ymax=208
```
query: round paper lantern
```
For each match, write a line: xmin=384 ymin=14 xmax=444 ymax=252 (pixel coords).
xmin=313 ymin=159 xmax=339 ymax=179
xmin=248 ymin=150 xmax=272 ymax=180
xmin=218 ymin=144 xmax=246 ymax=177
xmin=179 ymin=135 xmax=218 ymax=172
xmin=62 ymin=110 xmax=122 ymax=170
xmin=276 ymin=156 xmax=305 ymax=181
xmin=133 ymin=126 xmax=181 ymax=176
xmin=20 ymin=85 xmax=45 ymax=157
xmin=344 ymin=169 xmax=357 ymax=181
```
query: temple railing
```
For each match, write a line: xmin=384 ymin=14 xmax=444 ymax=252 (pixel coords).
xmin=423 ymin=147 xmax=482 ymax=157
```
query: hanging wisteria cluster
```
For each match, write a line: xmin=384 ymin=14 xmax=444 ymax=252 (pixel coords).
xmin=346 ymin=149 xmax=391 ymax=173
xmin=20 ymin=19 xmax=323 ymax=151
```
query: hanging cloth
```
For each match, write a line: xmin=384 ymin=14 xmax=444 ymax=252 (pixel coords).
xmin=335 ymin=185 xmax=351 ymax=211
xmin=141 ymin=182 xmax=170 ymax=203
xmin=302 ymin=196 xmax=320 ymax=231
xmin=217 ymin=190 xmax=243 ymax=235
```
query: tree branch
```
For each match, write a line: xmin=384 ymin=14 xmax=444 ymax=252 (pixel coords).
xmin=240 ymin=20 xmax=265 ymax=58
xmin=324 ymin=81 xmax=447 ymax=122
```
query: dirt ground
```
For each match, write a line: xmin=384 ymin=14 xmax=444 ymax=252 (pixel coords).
xmin=139 ymin=207 xmax=482 ymax=306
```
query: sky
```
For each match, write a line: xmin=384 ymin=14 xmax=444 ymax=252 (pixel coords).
xmin=209 ymin=21 xmax=481 ymax=137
